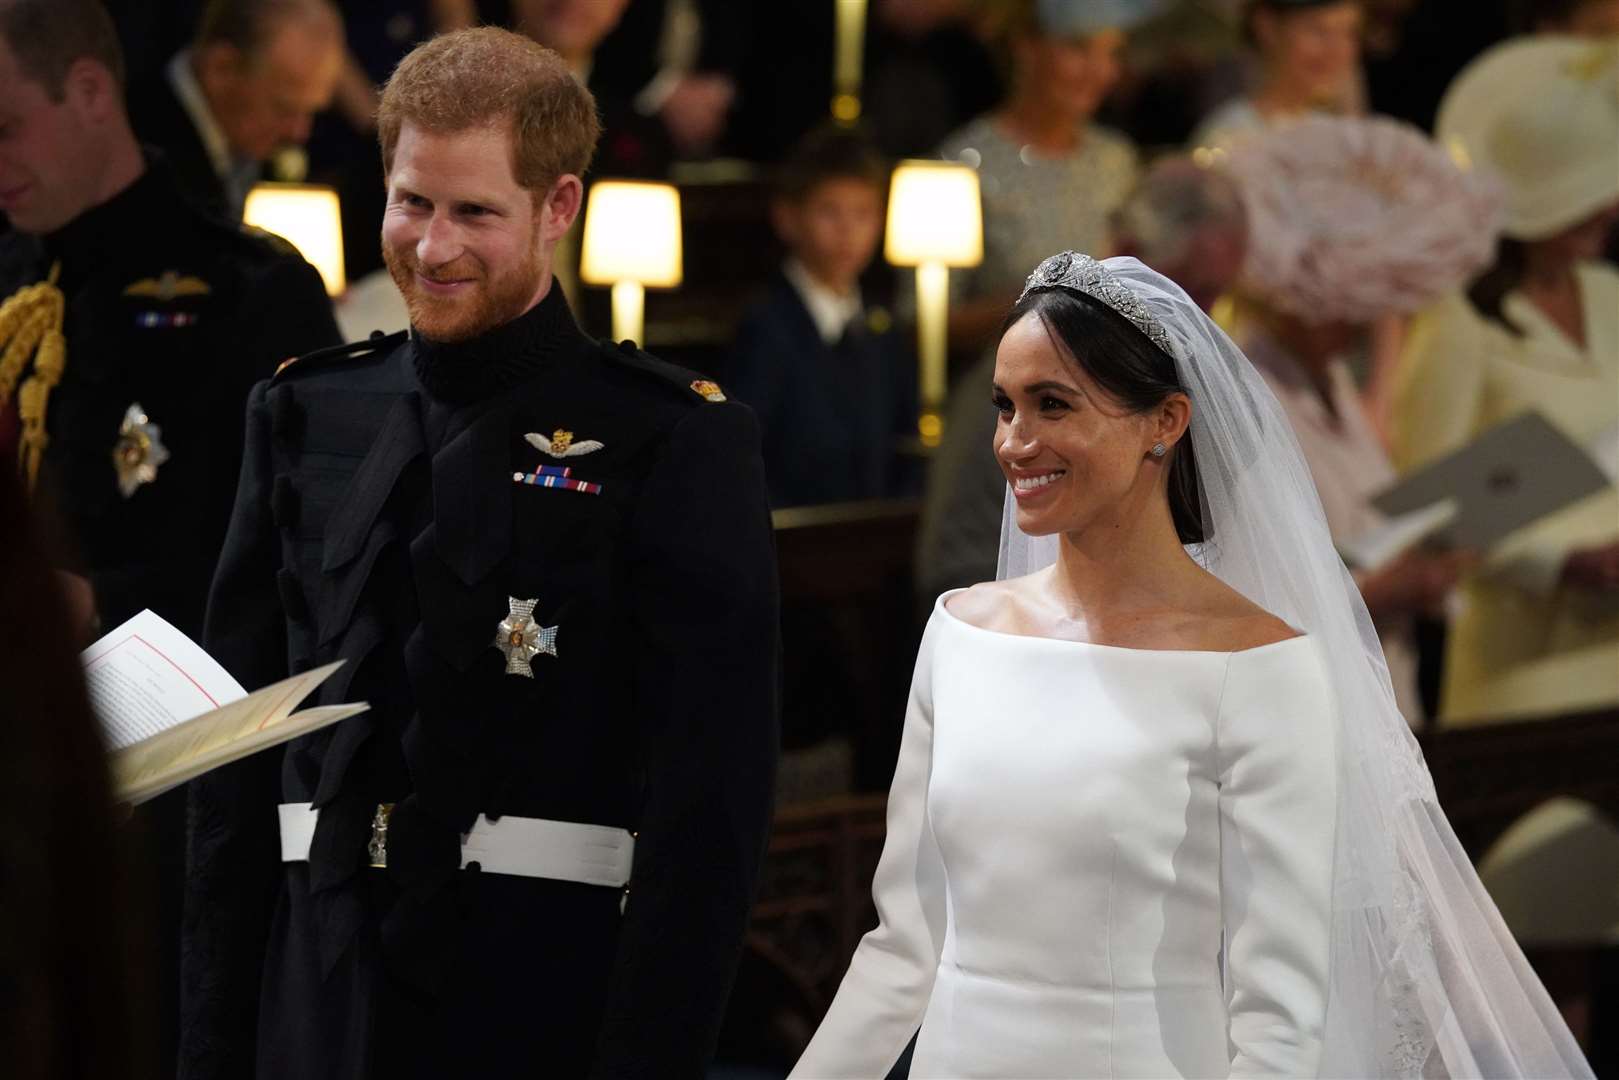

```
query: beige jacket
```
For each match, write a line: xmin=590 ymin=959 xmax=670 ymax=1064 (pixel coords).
xmin=1395 ymin=262 xmax=1619 ymax=724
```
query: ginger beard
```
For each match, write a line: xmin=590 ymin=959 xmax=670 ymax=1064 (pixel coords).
xmin=382 ymin=221 xmax=545 ymax=343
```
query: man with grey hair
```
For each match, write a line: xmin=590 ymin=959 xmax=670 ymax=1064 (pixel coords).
xmin=916 ymin=155 xmax=1249 ymax=604
xmin=1111 ymin=154 xmax=1249 ymax=312
xmin=130 ymin=0 xmax=344 ymax=219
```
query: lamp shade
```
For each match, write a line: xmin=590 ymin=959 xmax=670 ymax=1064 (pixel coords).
xmin=884 ymin=161 xmax=983 ymax=268
xmin=579 ymin=181 xmax=683 ymax=287
xmin=242 ymin=182 xmax=345 ymax=296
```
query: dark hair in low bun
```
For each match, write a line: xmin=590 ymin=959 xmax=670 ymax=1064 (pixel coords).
xmin=1004 ymin=287 xmax=1205 ymax=545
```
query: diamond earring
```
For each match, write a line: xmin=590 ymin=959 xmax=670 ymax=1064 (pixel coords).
xmin=1151 ymin=442 xmax=1168 ymax=458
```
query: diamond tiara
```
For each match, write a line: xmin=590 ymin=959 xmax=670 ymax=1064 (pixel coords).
xmin=1018 ymin=252 xmax=1175 ymax=356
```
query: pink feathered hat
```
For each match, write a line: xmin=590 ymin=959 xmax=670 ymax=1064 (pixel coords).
xmin=1220 ymin=114 xmax=1505 ymax=324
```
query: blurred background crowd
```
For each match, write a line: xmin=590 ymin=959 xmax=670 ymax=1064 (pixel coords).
xmin=3 ymin=0 xmax=1618 ymax=1076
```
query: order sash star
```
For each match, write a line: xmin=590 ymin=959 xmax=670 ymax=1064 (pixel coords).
xmin=493 ymin=597 xmax=558 ymax=677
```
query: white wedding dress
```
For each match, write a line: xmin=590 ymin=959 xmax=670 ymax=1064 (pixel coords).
xmin=791 ymin=591 xmax=1339 ymax=1079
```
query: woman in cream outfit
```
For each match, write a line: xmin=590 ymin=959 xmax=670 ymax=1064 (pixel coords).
xmin=1395 ymin=36 xmax=1619 ymax=724
xmin=791 ymin=254 xmax=1588 ymax=1078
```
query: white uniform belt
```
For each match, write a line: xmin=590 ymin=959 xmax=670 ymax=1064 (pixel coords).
xmin=277 ymin=802 xmax=635 ymax=887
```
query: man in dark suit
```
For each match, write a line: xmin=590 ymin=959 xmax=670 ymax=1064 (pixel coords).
xmin=728 ymin=124 xmax=918 ymax=508
xmin=0 ymin=2 xmax=340 ymax=1074
xmin=128 ymin=0 xmax=344 ymax=220
xmin=181 ymin=27 xmax=779 ymax=1079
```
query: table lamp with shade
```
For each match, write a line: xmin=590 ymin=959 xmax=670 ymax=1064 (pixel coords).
xmin=242 ymin=182 xmax=346 ymax=297
xmin=579 ymin=180 xmax=683 ymax=347
xmin=884 ymin=160 xmax=982 ymax=447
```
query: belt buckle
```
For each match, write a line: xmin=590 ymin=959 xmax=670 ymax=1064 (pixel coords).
xmin=367 ymin=802 xmax=395 ymax=869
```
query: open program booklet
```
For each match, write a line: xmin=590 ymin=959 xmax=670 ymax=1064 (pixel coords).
xmin=83 ymin=610 xmax=366 ymax=805
xmin=1340 ymin=411 xmax=1614 ymax=571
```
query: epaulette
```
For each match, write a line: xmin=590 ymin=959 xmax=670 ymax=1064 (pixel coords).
xmin=600 ymin=338 xmax=729 ymax=404
xmin=273 ymin=328 xmax=408 ymax=382
xmin=240 ymin=223 xmax=304 ymax=260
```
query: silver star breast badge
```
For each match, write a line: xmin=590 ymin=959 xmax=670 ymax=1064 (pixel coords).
xmin=112 ymin=402 xmax=170 ymax=498
xmin=493 ymin=597 xmax=559 ymax=678
xmin=525 ymin=429 xmax=604 ymax=458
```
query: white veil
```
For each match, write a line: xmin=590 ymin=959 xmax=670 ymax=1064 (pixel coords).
xmin=997 ymin=254 xmax=1592 ymax=1078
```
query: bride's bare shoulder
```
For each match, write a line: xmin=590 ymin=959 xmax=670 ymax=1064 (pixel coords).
xmin=1195 ymin=579 xmax=1303 ymax=652
xmin=941 ymin=576 xmax=1034 ymax=633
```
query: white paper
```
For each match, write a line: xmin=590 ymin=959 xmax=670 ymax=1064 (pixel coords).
xmin=1340 ymin=498 xmax=1460 ymax=572
xmin=82 ymin=610 xmax=248 ymax=750
xmin=110 ymin=667 xmax=364 ymax=805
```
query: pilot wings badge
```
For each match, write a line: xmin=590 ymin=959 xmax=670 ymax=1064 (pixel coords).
xmin=525 ymin=429 xmax=604 ymax=458
xmin=122 ymin=271 xmax=211 ymax=300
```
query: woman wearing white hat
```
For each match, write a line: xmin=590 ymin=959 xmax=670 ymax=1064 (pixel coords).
xmin=1394 ymin=36 xmax=1619 ymax=725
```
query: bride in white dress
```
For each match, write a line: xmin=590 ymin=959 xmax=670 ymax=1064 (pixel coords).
xmin=790 ymin=254 xmax=1591 ymax=1078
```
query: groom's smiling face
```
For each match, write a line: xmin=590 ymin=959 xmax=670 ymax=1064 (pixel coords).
xmin=381 ymin=122 xmax=546 ymax=343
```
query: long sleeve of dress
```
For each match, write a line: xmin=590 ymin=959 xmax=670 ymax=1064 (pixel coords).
xmin=790 ymin=617 xmax=949 ymax=1079
xmin=1217 ymin=641 xmax=1340 ymax=1077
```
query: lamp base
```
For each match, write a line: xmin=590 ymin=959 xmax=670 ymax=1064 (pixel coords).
xmin=610 ymin=280 xmax=646 ymax=346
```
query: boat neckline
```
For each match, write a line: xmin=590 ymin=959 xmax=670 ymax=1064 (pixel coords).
xmin=934 ymin=588 xmax=1310 ymax=657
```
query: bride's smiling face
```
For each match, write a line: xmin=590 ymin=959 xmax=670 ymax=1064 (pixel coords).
xmin=992 ymin=312 xmax=1173 ymax=539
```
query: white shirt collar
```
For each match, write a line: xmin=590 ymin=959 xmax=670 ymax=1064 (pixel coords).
xmin=782 ymin=258 xmax=863 ymax=346
xmin=167 ymin=49 xmax=234 ymax=183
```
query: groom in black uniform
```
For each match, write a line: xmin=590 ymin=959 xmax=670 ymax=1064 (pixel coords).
xmin=181 ymin=27 xmax=779 ymax=1079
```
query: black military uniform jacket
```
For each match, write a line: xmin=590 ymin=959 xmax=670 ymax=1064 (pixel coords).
xmin=0 ymin=157 xmax=340 ymax=637
xmin=181 ymin=287 xmax=780 ymax=1079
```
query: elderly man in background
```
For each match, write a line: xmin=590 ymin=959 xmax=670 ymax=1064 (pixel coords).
xmin=1110 ymin=155 xmax=1249 ymax=313
xmin=129 ymin=0 xmax=343 ymax=220
xmin=915 ymin=156 xmax=1249 ymax=604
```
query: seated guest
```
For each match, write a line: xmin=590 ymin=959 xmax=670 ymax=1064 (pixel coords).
xmin=938 ymin=0 xmax=1147 ymax=352
xmin=1222 ymin=114 xmax=1503 ymax=726
xmin=727 ymin=125 xmax=917 ymax=508
xmin=1395 ymin=37 xmax=1619 ymax=724
xmin=128 ymin=0 xmax=344 ymax=220
xmin=916 ymin=155 xmax=1246 ymax=604
xmin=1110 ymin=155 xmax=1248 ymax=312
xmin=517 ymin=0 xmax=739 ymax=174
xmin=1190 ymin=0 xmax=1363 ymax=149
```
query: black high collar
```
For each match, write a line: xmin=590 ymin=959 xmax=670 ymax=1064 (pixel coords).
xmin=410 ymin=284 xmax=586 ymax=406
xmin=36 ymin=155 xmax=177 ymax=292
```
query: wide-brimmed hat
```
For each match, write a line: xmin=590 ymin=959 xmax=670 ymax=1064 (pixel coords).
xmin=1223 ymin=114 xmax=1504 ymax=324
xmin=1437 ymin=35 xmax=1619 ymax=241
